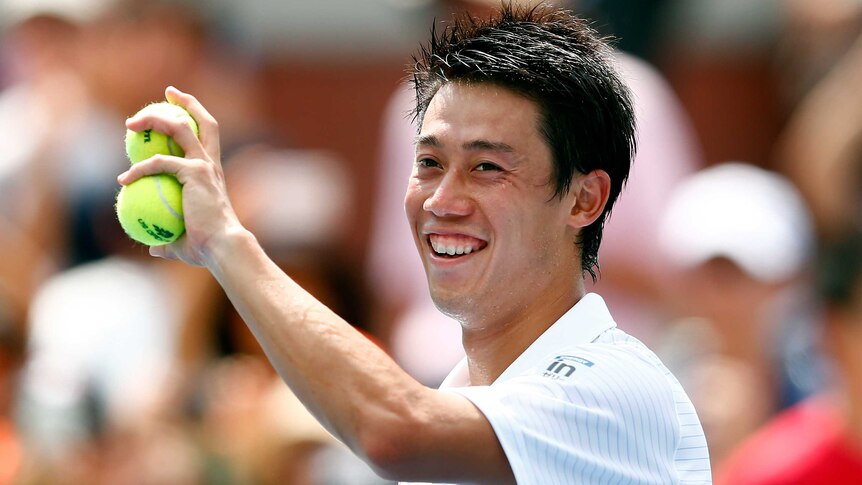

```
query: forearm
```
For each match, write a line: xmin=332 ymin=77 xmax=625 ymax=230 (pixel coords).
xmin=203 ymin=227 xmax=429 ymax=456
xmin=119 ymin=86 xmax=511 ymax=482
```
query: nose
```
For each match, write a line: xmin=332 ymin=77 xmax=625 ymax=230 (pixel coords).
xmin=423 ymin=170 xmax=474 ymax=218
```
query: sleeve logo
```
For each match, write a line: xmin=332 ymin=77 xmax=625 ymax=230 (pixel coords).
xmin=541 ymin=354 xmax=595 ymax=381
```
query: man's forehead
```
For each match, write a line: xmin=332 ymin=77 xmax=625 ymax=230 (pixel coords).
xmin=416 ymin=83 xmax=544 ymax=152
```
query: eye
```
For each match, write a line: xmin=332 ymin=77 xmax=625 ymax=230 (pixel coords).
xmin=416 ymin=157 xmax=441 ymax=169
xmin=475 ymin=161 xmax=502 ymax=172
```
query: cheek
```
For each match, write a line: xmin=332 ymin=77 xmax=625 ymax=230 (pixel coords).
xmin=403 ymin=179 xmax=425 ymax=220
xmin=509 ymin=203 xmax=572 ymax=255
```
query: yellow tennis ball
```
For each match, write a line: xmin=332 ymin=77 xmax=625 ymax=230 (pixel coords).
xmin=125 ymin=102 xmax=199 ymax=163
xmin=116 ymin=174 xmax=184 ymax=246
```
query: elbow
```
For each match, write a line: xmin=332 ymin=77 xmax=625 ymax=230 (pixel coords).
xmin=356 ymin=411 xmax=427 ymax=481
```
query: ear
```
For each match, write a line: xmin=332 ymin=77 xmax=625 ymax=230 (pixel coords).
xmin=566 ymin=169 xmax=611 ymax=229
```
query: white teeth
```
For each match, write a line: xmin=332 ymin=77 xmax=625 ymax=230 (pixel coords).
xmin=430 ymin=236 xmax=482 ymax=256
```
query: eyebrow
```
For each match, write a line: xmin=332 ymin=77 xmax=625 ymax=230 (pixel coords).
xmin=415 ymin=135 xmax=516 ymax=154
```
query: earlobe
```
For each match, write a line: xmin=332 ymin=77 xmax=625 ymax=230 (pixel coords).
xmin=567 ymin=170 xmax=611 ymax=229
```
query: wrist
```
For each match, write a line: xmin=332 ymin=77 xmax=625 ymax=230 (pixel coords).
xmin=202 ymin=224 xmax=260 ymax=275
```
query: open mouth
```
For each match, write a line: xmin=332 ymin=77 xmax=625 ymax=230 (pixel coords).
xmin=428 ymin=234 xmax=488 ymax=259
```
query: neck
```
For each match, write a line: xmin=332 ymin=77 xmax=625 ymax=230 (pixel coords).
xmin=460 ymin=285 xmax=585 ymax=386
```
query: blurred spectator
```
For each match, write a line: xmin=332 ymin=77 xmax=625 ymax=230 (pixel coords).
xmin=3 ymin=2 xmax=341 ymax=484
xmin=0 ymin=0 xmax=100 ymax=327
xmin=0 ymin=3 xmax=112 ymax=480
xmin=656 ymin=162 xmax=820 ymax=467
xmin=716 ymin=230 xmax=862 ymax=485
xmin=16 ymin=256 xmax=188 ymax=462
xmin=715 ymin=18 xmax=862 ymax=482
xmin=777 ymin=30 xmax=862 ymax=243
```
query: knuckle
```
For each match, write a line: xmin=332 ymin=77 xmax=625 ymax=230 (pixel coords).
xmin=186 ymin=158 xmax=212 ymax=177
xmin=148 ymin=154 xmax=168 ymax=165
xmin=165 ymin=117 xmax=189 ymax=134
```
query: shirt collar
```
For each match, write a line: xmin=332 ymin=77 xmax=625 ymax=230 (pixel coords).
xmin=440 ymin=293 xmax=617 ymax=388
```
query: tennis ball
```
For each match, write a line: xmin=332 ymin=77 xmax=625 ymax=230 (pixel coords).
xmin=125 ymin=102 xmax=199 ymax=163
xmin=116 ymin=174 xmax=184 ymax=246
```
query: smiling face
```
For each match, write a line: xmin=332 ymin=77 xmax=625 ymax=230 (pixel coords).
xmin=405 ymin=82 xmax=584 ymax=328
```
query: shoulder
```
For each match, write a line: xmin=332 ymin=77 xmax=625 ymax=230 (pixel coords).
xmin=459 ymin=327 xmax=683 ymax=434
xmin=528 ymin=328 xmax=680 ymax=401
xmin=448 ymin=329 xmax=692 ymax=484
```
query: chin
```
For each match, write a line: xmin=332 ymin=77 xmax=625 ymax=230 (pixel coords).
xmin=429 ymin=291 xmax=474 ymax=323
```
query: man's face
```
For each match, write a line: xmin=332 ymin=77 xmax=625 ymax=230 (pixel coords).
xmin=405 ymin=82 xmax=581 ymax=325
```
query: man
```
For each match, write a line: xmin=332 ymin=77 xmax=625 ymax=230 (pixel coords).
xmin=118 ymin=5 xmax=711 ymax=484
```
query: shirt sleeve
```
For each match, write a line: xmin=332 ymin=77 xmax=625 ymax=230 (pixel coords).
xmin=449 ymin=348 xmax=682 ymax=485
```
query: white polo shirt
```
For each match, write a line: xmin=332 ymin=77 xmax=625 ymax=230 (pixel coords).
xmin=403 ymin=293 xmax=711 ymax=485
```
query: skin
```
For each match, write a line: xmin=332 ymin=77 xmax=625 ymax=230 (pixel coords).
xmin=408 ymin=82 xmax=610 ymax=385
xmin=118 ymin=84 xmax=610 ymax=483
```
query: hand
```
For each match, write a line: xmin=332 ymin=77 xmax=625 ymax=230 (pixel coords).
xmin=117 ymin=86 xmax=246 ymax=267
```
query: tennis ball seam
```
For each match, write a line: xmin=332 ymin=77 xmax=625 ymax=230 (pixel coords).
xmin=155 ymin=176 xmax=183 ymax=221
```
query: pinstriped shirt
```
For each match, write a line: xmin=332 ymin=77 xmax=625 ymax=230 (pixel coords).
xmin=403 ymin=293 xmax=711 ymax=485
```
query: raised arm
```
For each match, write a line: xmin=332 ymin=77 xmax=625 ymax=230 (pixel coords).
xmin=117 ymin=86 xmax=513 ymax=484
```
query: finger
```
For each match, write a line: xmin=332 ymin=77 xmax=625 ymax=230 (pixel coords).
xmin=149 ymin=245 xmax=172 ymax=259
xmin=117 ymin=154 xmax=200 ymax=185
xmin=126 ymin=109 xmax=206 ymax=162
xmin=165 ymin=86 xmax=221 ymax=163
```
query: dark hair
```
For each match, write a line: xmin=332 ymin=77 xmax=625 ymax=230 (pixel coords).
xmin=818 ymin=230 xmax=862 ymax=311
xmin=410 ymin=3 xmax=636 ymax=281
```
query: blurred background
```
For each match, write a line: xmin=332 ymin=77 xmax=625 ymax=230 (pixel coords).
xmin=0 ymin=0 xmax=861 ymax=483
